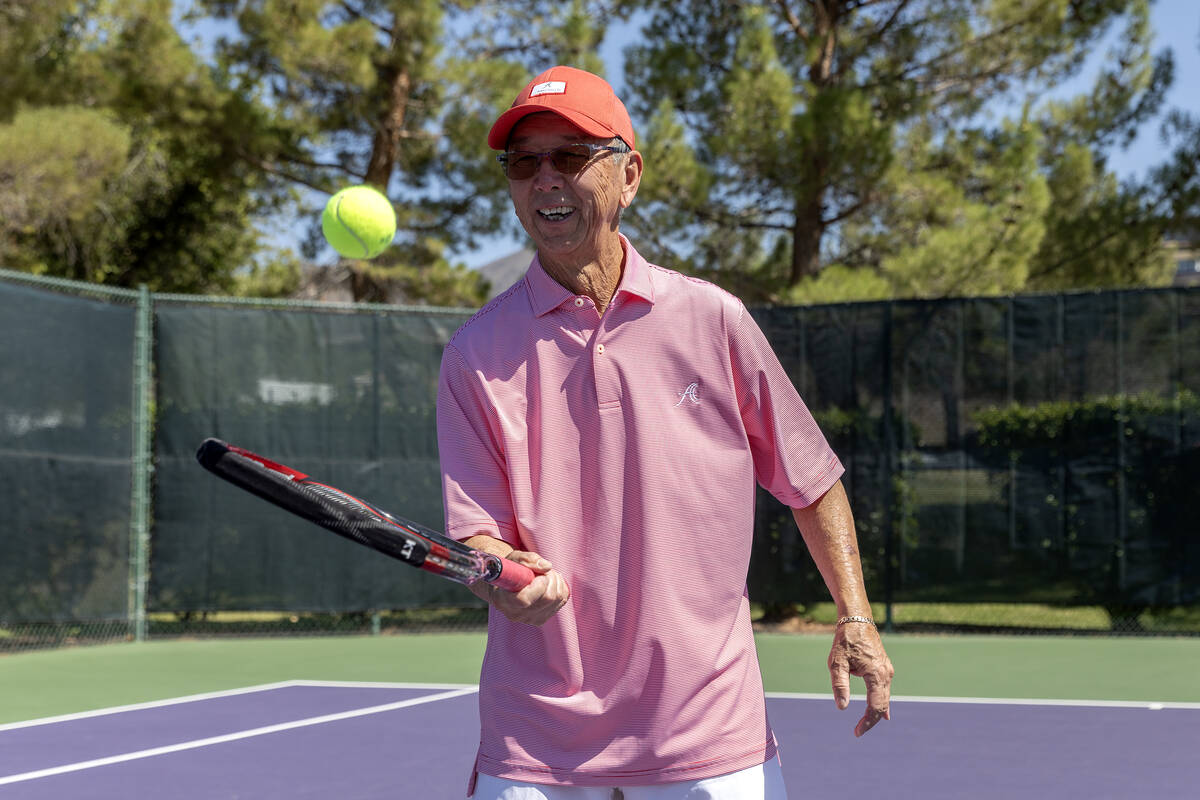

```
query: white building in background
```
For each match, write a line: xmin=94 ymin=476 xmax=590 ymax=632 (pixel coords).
xmin=474 ymin=248 xmax=535 ymax=300
xmin=1168 ymin=238 xmax=1199 ymax=287
xmin=289 ymin=248 xmax=536 ymax=306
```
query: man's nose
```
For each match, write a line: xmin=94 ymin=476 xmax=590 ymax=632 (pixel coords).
xmin=531 ymin=154 xmax=564 ymax=190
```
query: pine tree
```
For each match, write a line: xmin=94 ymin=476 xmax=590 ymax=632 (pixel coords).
xmin=618 ymin=0 xmax=1175 ymax=302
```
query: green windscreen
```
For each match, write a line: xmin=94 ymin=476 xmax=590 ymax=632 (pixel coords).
xmin=3 ymin=269 xmax=1197 ymax=641
xmin=149 ymin=302 xmax=475 ymax=612
xmin=0 ymin=281 xmax=136 ymax=623
xmin=749 ymin=292 xmax=1200 ymax=616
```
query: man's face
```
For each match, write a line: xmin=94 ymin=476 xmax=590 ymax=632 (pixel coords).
xmin=504 ymin=113 xmax=641 ymax=265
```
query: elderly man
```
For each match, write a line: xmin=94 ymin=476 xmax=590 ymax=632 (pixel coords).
xmin=437 ymin=65 xmax=893 ymax=800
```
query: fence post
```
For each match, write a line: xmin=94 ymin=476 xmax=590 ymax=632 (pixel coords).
xmin=1115 ymin=292 xmax=1127 ymax=593
xmin=129 ymin=285 xmax=153 ymax=642
xmin=882 ymin=302 xmax=895 ymax=633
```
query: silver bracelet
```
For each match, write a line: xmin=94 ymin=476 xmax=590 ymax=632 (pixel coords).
xmin=836 ymin=615 xmax=876 ymax=627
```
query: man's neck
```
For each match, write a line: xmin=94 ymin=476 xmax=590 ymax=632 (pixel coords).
xmin=539 ymin=236 xmax=625 ymax=314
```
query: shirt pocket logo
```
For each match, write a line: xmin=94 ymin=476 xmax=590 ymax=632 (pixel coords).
xmin=674 ymin=381 xmax=701 ymax=407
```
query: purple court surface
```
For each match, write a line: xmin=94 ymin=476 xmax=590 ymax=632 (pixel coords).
xmin=1 ymin=681 xmax=1196 ymax=798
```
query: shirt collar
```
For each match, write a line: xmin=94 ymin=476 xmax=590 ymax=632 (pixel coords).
xmin=614 ymin=235 xmax=655 ymax=305
xmin=524 ymin=235 xmax=655 ymax=317
xmin=525 ymin=253 xmax=574 ymax=317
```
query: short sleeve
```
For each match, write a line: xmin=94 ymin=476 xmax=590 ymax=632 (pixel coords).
xmin=436 ymin=343 xmax=520 ymax=544
xmin=728 ymin=303 xmax=844 ymax=508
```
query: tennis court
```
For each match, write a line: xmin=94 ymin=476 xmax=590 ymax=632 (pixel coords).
xmin=2 ymin=634 xmax=1197 ymax=798
xmin=3 ymin=271 xmax=1199 ymax=798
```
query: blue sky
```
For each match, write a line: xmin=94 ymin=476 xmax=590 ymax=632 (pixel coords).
xmin=1061 ymin=0 xmax=1199 ymax=180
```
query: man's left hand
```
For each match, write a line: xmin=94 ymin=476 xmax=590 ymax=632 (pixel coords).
xmin=828 ymin=621 xmax=894 ymax=737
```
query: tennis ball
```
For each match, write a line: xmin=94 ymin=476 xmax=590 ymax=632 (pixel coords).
xmin=321 ymin=185 xmax=397 ymax=259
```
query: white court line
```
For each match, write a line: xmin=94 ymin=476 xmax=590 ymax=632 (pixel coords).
xmin=0 ymin=685 xmax=478 ymax=787
xmin=287 ymin=679 xmax=475 ymax=691
xmin=0 ymin=682 xmax=298 ymax=733
xmin=0 ymin=680 xmax=474 ymax=732
xmin=765 ymin=691 xmax=1200 ymax=710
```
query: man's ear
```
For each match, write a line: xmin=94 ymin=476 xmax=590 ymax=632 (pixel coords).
xmin=619 ymin=150 xmax=644 ymax=209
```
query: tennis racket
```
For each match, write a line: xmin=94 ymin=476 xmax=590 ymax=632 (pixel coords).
xmin=195 ymin=438 xmax=533 ymax=592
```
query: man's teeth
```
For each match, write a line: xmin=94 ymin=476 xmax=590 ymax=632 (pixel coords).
xmin=539 ymin=206 xmax=574 ymax=220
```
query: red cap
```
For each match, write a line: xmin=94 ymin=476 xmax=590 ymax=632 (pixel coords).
xmin=488 ymin=66 xmax=635 ymax=151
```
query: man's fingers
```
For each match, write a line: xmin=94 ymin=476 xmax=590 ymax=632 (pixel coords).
xmin=855 ymin=691 xmax=891 ymax=737
xmin=541 ymin=569 xmax=570 ymax=607
xmin=854 ymin=706 xmax=887 ymax=737
xmin=853 ymin=659 xmax=894 ymax=737
xmin=504 ymin=550 xmax=554 ymax=574
xmin=828 ymin=654 xmax=851 ymax=710
xmin=495 ymin=566 xmax=570 ymax=626
xmin=557 ymin=570 xmax=571 ymax=602
xmin=515 ymin=572 xmax=550 ymax=602
xmin=521 ymin=569 xmax=567 ymax=607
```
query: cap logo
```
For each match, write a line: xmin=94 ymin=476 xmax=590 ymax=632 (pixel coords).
xmin=529 ymin=81 xmax=567 ymax=97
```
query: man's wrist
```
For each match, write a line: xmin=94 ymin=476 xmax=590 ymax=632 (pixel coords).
xmin=470 ymin=579 xmax=497 ymax=606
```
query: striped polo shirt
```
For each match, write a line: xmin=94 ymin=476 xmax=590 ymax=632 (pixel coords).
xmin=437 ymin=236 xmax=843 ymax=787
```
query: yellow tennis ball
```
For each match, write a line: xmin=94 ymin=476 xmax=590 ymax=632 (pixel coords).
xmin=321 ymin=185 xmax=397 ymax=259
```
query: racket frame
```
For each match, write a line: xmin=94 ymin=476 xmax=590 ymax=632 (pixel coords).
xmin=195 ymin=438 xmax=532 ymax=592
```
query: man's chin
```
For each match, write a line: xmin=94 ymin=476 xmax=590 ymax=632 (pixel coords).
xmin=529 ymin=233 xmax=584 ymax=262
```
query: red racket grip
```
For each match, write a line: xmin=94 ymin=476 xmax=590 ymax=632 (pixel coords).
xmin=488 ymin=556 xmax=536 ymax=592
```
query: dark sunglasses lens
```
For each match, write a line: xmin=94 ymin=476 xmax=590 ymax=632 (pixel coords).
xmin=549 ymin=145 xmax=593 ymax=174
xmin=505 ymin=154 xmax=539 ymax=179
xmin=503 ymin=145 xmax=600 ymax=179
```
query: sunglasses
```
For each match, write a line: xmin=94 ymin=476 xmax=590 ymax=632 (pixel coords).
xmin=497 ymin=143 xmax=627 ymax=180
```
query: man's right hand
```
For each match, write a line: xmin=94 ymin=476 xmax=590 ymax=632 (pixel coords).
xmin=486 ymin=550 xmax=570 ymax=626
xmin=462 ymin=535 xmax=570 ymax=626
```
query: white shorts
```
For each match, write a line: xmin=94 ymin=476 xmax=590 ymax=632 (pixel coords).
xmin=472 ymin=756 xmax=788 ymax=800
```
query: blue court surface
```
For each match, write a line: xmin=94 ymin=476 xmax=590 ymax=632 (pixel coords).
xmin=2 ymin=681 xmax=1197 ymax=798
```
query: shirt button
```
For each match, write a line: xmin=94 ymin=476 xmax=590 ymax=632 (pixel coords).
xmin=596 ymin=344 xmax=605 ymax=355
xmin=574 ymin=297 xmax=585 ymax=308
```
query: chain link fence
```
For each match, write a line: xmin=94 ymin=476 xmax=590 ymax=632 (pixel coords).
xmin=2 ymin=270 xmax=1197 ymax=652
xmin=750 ymin=295 xmax=1200 ymax=635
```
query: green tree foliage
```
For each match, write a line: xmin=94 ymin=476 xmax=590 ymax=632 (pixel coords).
xmin=1147 ymin=26 xmax=1200 ymax=252
xmin=1026 ymin=7 xmax=1177 ymax=290
xmin=0 ymin=0 xmax=288 ymax=292
xmin=619 ymin=0 xmax=1177 ymax=302
xmin=190 ymin=0 xmax=614 ymax=304
xmin=869 ymin=121 xmax=1051 ymax=300
xmin=1 ymin=0 xmax=618 ymax=304
xmin=6 ymin=1 xmax=1189 ymax=304
xmin=0 ymin=107 xmax=131 ymax=278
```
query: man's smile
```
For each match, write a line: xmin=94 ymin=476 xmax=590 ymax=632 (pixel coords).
xmin=538 ymin=205 xmax=576 ymax=222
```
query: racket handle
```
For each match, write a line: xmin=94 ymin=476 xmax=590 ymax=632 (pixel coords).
xmin=487 ymin=556 xmax=536 ymax=592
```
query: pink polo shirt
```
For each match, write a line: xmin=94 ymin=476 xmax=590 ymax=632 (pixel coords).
xmin=437 ymin=237 xmax=843 ymax=788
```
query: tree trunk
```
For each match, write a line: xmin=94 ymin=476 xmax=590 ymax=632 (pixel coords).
xmin=352 ymin=27 xmax=411 ymax=303
xmin=788 ymin=0 xmax=840 ymax=287
xmin=364 ymin=66 xmax=410 ymax=188
xmin=791 ymin=194 xmax=825 ymax=284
